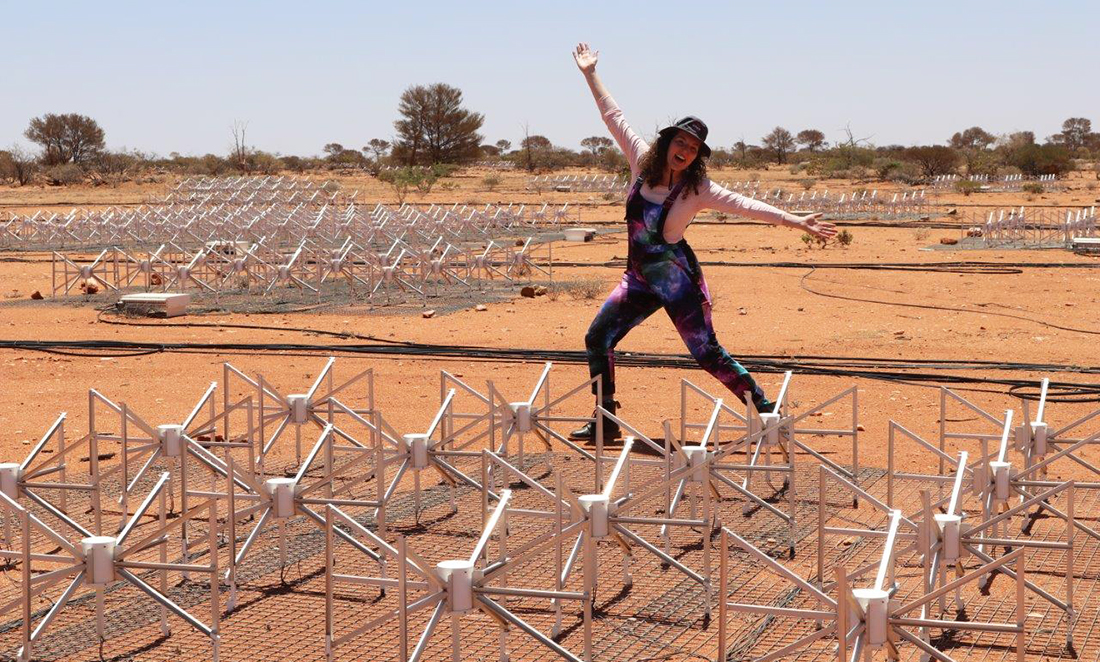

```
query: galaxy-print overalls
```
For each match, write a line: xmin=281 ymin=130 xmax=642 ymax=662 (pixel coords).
xmin=584 ymin=176 xmax=769 ymax=409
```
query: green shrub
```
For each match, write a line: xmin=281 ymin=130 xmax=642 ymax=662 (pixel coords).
xmin=836 ymin=229 xmax=853 ymax=246
xmin=801 ymin=233 xmax=826 ymax=249
xmin=44 ymin=163 xmax=84 ymax=186
xmin=561 ymin=278 xmax=605 ymax=300
xmin=482 ymin=174 xmax=502 ymax=192
xmin=1022 ymin=182 xmax=1044 ymax=194
xmin=874 ymin=160 xmax=901 ymax=181
xmin=954 ymin=180 xmax=983 ymax=196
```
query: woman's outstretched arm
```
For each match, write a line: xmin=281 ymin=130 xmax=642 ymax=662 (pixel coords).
xmin=573 ymin=43 xmax=646 ymax=175
xmin=700 ymin=183 xmax=838 ymax=241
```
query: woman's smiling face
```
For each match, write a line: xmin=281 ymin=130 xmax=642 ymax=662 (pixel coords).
xmin=667 ymin=130 xmax=701 ymax=172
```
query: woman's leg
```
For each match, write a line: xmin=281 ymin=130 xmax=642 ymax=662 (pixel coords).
xmin=584 ymin=272 xmax=663 ymax=397
xmin=659 ymin=267 xmax=771 ymax=409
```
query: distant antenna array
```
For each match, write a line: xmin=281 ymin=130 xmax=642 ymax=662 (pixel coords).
xmin=29 ymin=177 xmax=562 ymax=305
xmin=965 ymin=206 xmax=1096 ymax=248
xmin=933 ymin=173 xmax=1060 ymax=192
xmin=3 ymin=179 xmax=573 ymax=254
xmin=0 ymin=361 xmax=1096 ymax=660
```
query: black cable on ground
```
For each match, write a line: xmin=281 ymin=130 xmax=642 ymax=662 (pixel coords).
xmin=798 ymin=266 xmax=1100 ymax=336
xmin=553 ymin=259 xmax=1099 ymax=274
xmin=4 ymin=336 xmax=1100 ymax=402
xmin=93 ymin=309 xmax=1100 ymax=374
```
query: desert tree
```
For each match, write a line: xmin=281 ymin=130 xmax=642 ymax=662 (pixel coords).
xmin=949 ymin=126 xmax=995 ymax=151
xmin=580 ymin=135 xmax=613 ymax=156
xmin=3 ymin=146 xmax=38 ymax=185
xmin=949 ymin=126 xmax=997 ymax=175
xmin=1052 ymin=117 xmax=1092 ymax=152
xmin=364 ymin=138 xmax=390 ymax=164
xmin=495 ymin=139 xmax=512 ymax=154
xmin=522 ymin=134 xmax=554 ymax=171
xmin=1011 ymin=144 xmax=1075 ymax=177
xmin=995 ymin=131 xmax=1035 ymax=156
xmin=581 ymin=135 xmax=614 ymax=166
xmin=762 ymin=127 xmax=795 ymax=163
xmin=323 ymin=143 xmax=367 ymax=169
xmin=795 ymin=129 xmax=826 ymax=152
xmin=392 ymin=83 xmax=484 ymax=165
xmin=733 ymin=139 xmax=750 ymax=160
xmin=281 ymin=155 xmax=309 ymax=173
xmin=24 ymin=113 xmax=105 ymax=166
xmin=247 ymin=151 xmax=283 ymax=175
xmin=94 ymin=149 xmax=146 ymax=187
xmin=0 ymin=150 xmax=12 ymax=183
xmin=905 ymin=145 xmax=959 ymax=178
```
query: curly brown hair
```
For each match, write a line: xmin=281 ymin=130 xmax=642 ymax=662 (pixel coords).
xmin=637 ymin=131 xmax=708 ymax=199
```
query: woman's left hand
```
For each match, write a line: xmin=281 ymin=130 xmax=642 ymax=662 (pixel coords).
xmin=797 ymin=213 xmax=837 ymax=241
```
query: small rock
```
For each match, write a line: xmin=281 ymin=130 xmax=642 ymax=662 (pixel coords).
xmin=856 ymin=424 xmax=866 ymax=431
xmin=939 ymin=237 xmax=958 ymax=245
xmin=150 ymin=273 xmax=163 ymax=285
xmin=514 ymin=239 xmax=525 ymax=247
xmin=797 ymin=307 xmax=804 ymax=312
xmin=534 ymin=285 xmax=548 ymax=296
xmin=520 ymin=286 xmax=536 ymax=298
xmin=946 ymin=208 xmax=957 ymax=215
xmin=737 ymin=307 xmax=747 ymax=315
xmin=475 ymin=304 xmax=488 ymax=312
xmin=422 ymin=309 xmax=435 ymax=318
xmin=30 ymin=290 xmax=43 ymax=300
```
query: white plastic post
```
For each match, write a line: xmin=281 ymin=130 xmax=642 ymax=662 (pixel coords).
xmin=436 ymin=560 xmax=476 ymax=613
xmin=264 ymin=477 xmax=298 ymax=518
xmin=286 ymin=394 xmax=310 ymax=424
xmin=157 ymin=424 xmax=184 ymax=457
xmin=81 ymin=536 xmax=118 ymax=585
xmin=404 ymin=433 xmax=430 ymax=469
xmin=578 ymin=495 xmax=610 ymax=539
xmin=0 ymin=463 xmax=22 ymax=499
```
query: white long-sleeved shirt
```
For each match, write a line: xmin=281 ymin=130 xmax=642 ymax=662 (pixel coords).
xmin=595 ymin=93 xmax=798 ymax=243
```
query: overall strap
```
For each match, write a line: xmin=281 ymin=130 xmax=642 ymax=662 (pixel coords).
xmin=656 ymin=180 xmax=687 ymax=239
xmin=623 ymin=175 xmax=646 ymax=221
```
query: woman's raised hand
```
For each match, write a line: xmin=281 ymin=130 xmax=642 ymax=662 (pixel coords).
xmin=573 ymin=43 xmax=598 ymax=75
xmin=798 ymin=213 xmax=838 ymax=241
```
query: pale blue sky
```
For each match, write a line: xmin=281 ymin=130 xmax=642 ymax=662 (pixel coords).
xmin=3 ymin=1 xmax=1095 ymax=157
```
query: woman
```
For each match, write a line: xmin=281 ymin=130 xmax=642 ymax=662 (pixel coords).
xmin=569 ymin=43 xmax=837 ymax=441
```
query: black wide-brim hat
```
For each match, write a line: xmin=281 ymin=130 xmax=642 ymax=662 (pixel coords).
xmin=658 ymin=116 xmax=712 ymax=158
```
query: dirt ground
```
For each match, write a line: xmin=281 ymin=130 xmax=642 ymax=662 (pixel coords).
xmin=0 ymin=167 xmax=1099 ymax=660
xmin=2 ymin=167 xmax=1099 ymax=467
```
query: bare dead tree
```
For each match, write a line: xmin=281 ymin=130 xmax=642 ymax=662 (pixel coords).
xmin=521 ymin=122 xmax=533 ymax=172
xmin=838 ymin=123 xmax=874 ymax=148
xmin=230 ymin=120 xmax=249 ymax=170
